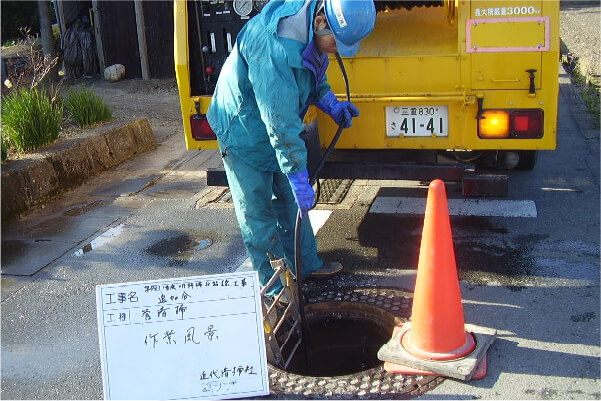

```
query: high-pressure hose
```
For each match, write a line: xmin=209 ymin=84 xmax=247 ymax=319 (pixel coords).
xmin=293 ymin=52 xmax=350 ymax=370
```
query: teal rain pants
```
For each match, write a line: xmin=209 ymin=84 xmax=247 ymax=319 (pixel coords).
xmin=222 ymin=150 xmax=324 ymax=296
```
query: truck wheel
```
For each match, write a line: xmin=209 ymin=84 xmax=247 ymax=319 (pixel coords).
xmin=515 ymin=150 xmax=538 ymax=170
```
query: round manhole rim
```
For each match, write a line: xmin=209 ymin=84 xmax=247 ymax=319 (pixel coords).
xmin=275 ymin=300 xmax=401 ymax=378
xmin=265 ymin=287 xmax=445 ymax=399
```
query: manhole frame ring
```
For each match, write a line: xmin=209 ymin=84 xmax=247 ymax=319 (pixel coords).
xmin=265 ymin=287 xmax=445 ymax=399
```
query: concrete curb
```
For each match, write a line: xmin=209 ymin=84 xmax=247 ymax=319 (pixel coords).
xmin=1 ymin=118 xmax=156 ymax=223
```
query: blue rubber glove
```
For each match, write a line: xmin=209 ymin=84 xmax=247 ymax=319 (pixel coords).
xmin=316 ymin=91 xmax=360 ymax=128
xmin=286 ymin=170 xmax=314 ymax=219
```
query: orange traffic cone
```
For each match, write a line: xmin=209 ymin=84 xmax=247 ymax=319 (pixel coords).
xmin=377 ymin=179 xmax=496 ymax=381
xmin=404 ymin=179 xmax=475 ymax=359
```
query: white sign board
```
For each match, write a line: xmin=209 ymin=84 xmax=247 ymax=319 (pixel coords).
xmin=95 ymin=272 xmax=269 ymax=400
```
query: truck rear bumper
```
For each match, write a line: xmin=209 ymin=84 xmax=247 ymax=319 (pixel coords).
xmin=206 ymin=161 xmax=467 ymax=186
xmin=317 ymin=161 xmax=466 ymax=182
xmin=206 ymin=161 xmax=508 ymax=198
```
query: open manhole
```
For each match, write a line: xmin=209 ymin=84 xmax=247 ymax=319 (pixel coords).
xmin=286 ymin=302 xmax=395 ymax=377
xmin=265 ymin=288 xmax=444 ymax=399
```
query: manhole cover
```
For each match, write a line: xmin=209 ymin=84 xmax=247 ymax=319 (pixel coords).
xmin=146 ymin=235 xmax=213 ymax=259
xmin=264 ymin=288 xmax=444 ymax=399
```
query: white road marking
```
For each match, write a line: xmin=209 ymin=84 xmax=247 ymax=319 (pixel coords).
xmin=308 ymin=209 xmax=333 ymax=235
xmin=369 ymin=197 xmax=537 ymax=218
xmin=235 ymin=209 xmax=333 ymax=272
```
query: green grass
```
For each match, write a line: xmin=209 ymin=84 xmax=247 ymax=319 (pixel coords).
xmin=1 ymin=88 xmax=63 ymax=152
xmin=1 ymin=133 xmax=8 ymax=163
xmin=563 ymin=51 xmax=600 ymax=129
xmin=2 ymin=39 xmax=18 ymax=47
xmin=64 ymin=88 xmax=112 ymax=128
xmin=577 ymin=79 xmax=600 ymax=128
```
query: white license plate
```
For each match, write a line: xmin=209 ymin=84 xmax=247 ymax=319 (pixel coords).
xmin=385 ymin=106 xmax=449 ymax=137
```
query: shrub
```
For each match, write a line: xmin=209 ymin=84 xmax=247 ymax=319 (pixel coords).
xmin=1 ymin=88 xmax=63 ymax=152
xmin=64 ymin=88 xmax=112 ymax=127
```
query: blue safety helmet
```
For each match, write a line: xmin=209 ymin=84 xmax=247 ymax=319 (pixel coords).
xmin=323 ymin=0 xmax=376 ymax=57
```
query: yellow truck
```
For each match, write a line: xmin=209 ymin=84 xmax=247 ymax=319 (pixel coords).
xmin=174 ymin=0 xmax=559 ymax=192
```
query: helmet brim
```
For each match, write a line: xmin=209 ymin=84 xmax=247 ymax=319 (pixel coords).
xmin=335 ymin=38 xmax=360 ymax=57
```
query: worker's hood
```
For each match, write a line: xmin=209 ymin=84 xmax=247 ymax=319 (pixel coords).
xmin=260 ymin=0 xmax=329 ymax=102
xmin=261 ymin=0 xmax=319 ymax=44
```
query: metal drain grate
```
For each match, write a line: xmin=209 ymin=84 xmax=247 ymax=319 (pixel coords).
xmin=214 ymin=179 xmax=353 ymax=205
xmin=317 ymin=179 xmax=353 ymax=204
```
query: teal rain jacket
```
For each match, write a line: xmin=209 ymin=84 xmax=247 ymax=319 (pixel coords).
xmin=207 ymin=0 xmax=331 ymax=175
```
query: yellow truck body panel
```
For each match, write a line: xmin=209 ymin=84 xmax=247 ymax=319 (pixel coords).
xmin=174 ymin=0 xmax=559 ymax=162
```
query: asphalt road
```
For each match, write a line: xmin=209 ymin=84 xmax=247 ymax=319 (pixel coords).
xmin=1 ymin=67 xmax=600 ymax=399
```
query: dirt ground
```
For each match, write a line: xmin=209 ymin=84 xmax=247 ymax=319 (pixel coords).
xmin=560 ymin=1 xmax=600 ymax=80
xmin=65 ymin=78 xmax=182 ymax=144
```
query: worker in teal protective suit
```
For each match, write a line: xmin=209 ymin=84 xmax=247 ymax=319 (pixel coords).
xmin=207 ymin=0 xmax=376 ymax=296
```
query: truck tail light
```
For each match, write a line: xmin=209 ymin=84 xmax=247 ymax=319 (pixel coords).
xmin=511 ymin=109 xmax=543 ymax=138
xmin=190 ymin=114 xmax=217 ymax=140
xmin=478 ymin=109 xmax=543 ymax=139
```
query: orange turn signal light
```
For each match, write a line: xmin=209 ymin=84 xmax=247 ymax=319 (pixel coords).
xmin=478 ymin=110 xmax=510 ymax=138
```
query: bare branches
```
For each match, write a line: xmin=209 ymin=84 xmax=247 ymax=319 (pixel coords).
xmin=4 ymin=27 xmax=61 ymax=97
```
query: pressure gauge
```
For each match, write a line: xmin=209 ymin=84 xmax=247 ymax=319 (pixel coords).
xmin=254 ymin=0 xmax=269 ymax=12
xmin=233 ymin=0 xmax=253 ymax=16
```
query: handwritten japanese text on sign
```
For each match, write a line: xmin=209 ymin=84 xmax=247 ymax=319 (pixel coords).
xmin=96 ymin=272 xmax=269 ymax=400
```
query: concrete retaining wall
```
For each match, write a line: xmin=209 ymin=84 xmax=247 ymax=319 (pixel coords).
xmin=1 ymin=118 xmax=156 ymax=223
